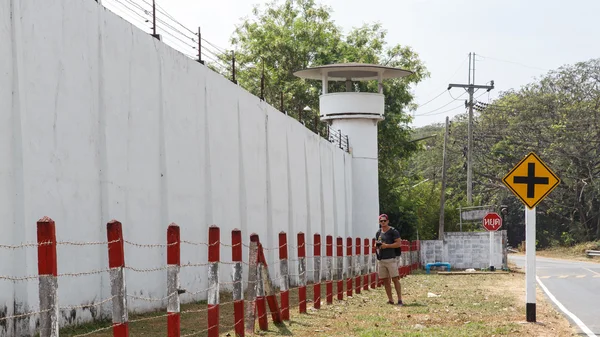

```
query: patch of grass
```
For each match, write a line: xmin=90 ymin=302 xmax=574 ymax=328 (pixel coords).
xmin=536 ymin=241 xmax=600 ymax=262
xmin=59 ymin=273 xmax=577 ymax=336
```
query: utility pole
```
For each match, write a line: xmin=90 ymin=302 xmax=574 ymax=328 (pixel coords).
xmin=448 ymin=52 xmax=494 ymax=205
xmin=438 ymin=116 xmax=449 ymax=239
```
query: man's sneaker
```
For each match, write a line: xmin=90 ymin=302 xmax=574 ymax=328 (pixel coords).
xmin=397 ymin=300 xmax=403 ymax=306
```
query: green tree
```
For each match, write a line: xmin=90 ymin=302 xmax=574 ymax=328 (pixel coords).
xmin=410 ymin=58 xmax=600 ymax=246
xmin=223 ymin=0 xmax=429 ymax=234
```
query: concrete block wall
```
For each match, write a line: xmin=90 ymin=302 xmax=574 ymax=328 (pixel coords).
xmin=420 ymin=240 xmax=443 ymax=264
xmin=420 ymin=231 xmax=508 ymax=270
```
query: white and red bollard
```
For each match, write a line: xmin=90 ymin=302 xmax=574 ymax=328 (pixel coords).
xmin=279 ymin=232 xmax=290 ymax=320
xmin=166 ymin=224 xmax=181 ymax=337
xmin=336 ymin=237 xmax=344 ymax=300
xmin=354 ymin=237 xmax=361 ymax=294
xmin=325 ymin=235 xmax=333 ymax=304
xmin=107 ymin=220 xmax=129 ymax=337
xmin=297 ymin=232 xmax=307 ymax=313
xmin=232 ymin=229 xmax=244 ymax=336
xmin=207 ymin=226 xmax=220 ymax=337
xmin=363 ymin=238 xmax=369 ymax=291
xmin=257 ymin=240 xmax=281 ymax=324
xmin=37 ymin=216 xmax=59 ymax=337
xmin=313 ymin=233 xmax=321 ymax=309
xmin=414 ymin=240 xmax=421 ymax=270
xmin=371 ymin=238 xmax=377 ymax=289
xmin=251 ymin=234 xmax=268 ymax=330
xmin=346 ymin=237 xmax=353 ymax=297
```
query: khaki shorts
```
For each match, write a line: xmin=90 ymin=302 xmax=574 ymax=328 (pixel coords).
xmin=378 ymin=258 xmax=399 ymax=279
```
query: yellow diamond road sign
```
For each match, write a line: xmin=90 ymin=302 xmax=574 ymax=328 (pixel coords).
xmin=502 ymin=152 xmax=560 ymax=209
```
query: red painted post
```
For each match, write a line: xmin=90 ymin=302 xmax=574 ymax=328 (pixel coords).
xmin=410 ymin=241 xmax=414 ymax=270
xmin=167 ymin=224 xmax=181 ymax=337
xmin=257 ymin=242 xmax=281 ymax=323
xmin=415 ymin=240 xmax=421 ymax=270
xmin=107 ymin=220 xmax=129 ymax=337
xmin=354 ymin=237 xmax=361 ymax=294
xmin=244 ymin=234 xmax=259 ymax=334
xmin=408 ymin=240 xmax=412 ymax=274
xmin=232 ymin=229 xmax=244 ymax=336
xmin=411 ymin=241 xmax=416 ymax=271
xmin=207 ymin=226 xmax=220 ymax=337
xmin=363 ymin=238 xmax=369 ymax=291
xmin=278 ymin=232 xmax=290 ymax=321
xmin=251 ymin=234 xmax=268 ymax=330
xmin=408 ymin=241 xmax=412 ymax=272
xmin=409 ymin=240 xmax=413 ymax=274
xmin=336 ymin=237 xmax=344 ymax=300
xmin=326 ymin=235 xmax=333 ymax=304
xmin=313 ymin=233 xmax=321 ymax=309
xmin=37 ymin=216 xmax=58 ymax=337
xmin=399 ymin=240 xmax=405 ymax=278
xmin=414 ymin=241 xmax=418 ymax=271
xmin=297 ymin=232 xmax=307 ymax=313
xmin=402 ymin=240 xmax=408 ymax=277
xmin=398 ymin=240 xmax=403 ymax=278
xmin=346 ymin=237 xmax=353 ymax=297
xmin=371 ymin=238 xmax=377 ymax=289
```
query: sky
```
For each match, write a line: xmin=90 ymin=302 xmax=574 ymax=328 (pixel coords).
xmin=102 ymin=0 xmax=600 ymax=128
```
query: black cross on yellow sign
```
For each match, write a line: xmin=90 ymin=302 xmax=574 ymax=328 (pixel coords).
xmin=502 ymin=152 xmax=560 ymax=209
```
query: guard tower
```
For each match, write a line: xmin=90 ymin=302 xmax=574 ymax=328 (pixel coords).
xmin=294 ymin=63 xmax=413 ymax=239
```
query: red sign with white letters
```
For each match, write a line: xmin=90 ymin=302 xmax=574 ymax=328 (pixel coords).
xmin=482 ymin=212 xmax=502 ymax=231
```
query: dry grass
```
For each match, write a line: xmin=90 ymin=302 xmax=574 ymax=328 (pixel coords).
xmin=59 ymin=271 xmax=577 ymax=336
xmin=533 ymin=241 xmax=600 ymax=263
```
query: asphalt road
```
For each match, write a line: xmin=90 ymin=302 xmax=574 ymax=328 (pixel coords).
xmin=509 ymin=254 xmax=600 ymax=336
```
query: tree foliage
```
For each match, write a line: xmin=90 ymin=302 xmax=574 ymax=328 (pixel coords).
xmin=410 ymin=58 xmax=600 ymax=246
xmin=224 ymin=0 xmax=429 ymax=234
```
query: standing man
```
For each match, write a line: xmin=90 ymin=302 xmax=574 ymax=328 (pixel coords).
xmin=375 ymin=214 xmax=403 ymax=306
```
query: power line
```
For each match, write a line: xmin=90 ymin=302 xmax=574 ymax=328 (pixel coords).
xmin=422 ymin=105 xmax=467 ymax=117
xmin=417 ymin=55 xmax=469 ymax=101
xmin=417 ymin=89 xmax=448 ymax=108
xmin=477 ymin=55 xmax=549 ymax=72
xmin=416 ymin=91 xmax=467 ymax=116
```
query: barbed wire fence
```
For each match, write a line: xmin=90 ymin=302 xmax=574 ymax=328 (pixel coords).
xmin=0 ymin=216 xmax=421 ymax=336
xmin=98 ymin=0 xmax=350 ymax=153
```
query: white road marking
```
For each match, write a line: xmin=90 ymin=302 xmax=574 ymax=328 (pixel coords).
xmin=536 ymin=276 xmax=596 ymax=337
xmin=583 ymin=268 xmax=600 ymax=276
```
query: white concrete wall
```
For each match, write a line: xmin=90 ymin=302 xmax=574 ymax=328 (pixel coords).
xmin=0 ymin=0 xmax=353 ymax=334
xmin=420 ymin=231 xmax=508 ymax=270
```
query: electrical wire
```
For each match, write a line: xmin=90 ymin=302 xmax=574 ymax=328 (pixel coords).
xmin=415 ymin=91 xmax=467 ymax=116
xmin=137 ymin=0 xmax=197 ymax=36
xmin=109 ymin=0 xmax=150 ymax=25
xmin=202 ymin=38 xmax=228 ymax=53
xmin=416 ymin=55 xmax=469 ymax=101
xmin=477 ymin=55 xmax=549 ymax=72
xmin=417 ymin=89 xmax=448 ymax=108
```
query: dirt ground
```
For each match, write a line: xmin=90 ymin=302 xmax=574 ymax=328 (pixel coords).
xmin=60 ymin=269 xmax=577 ymax=336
